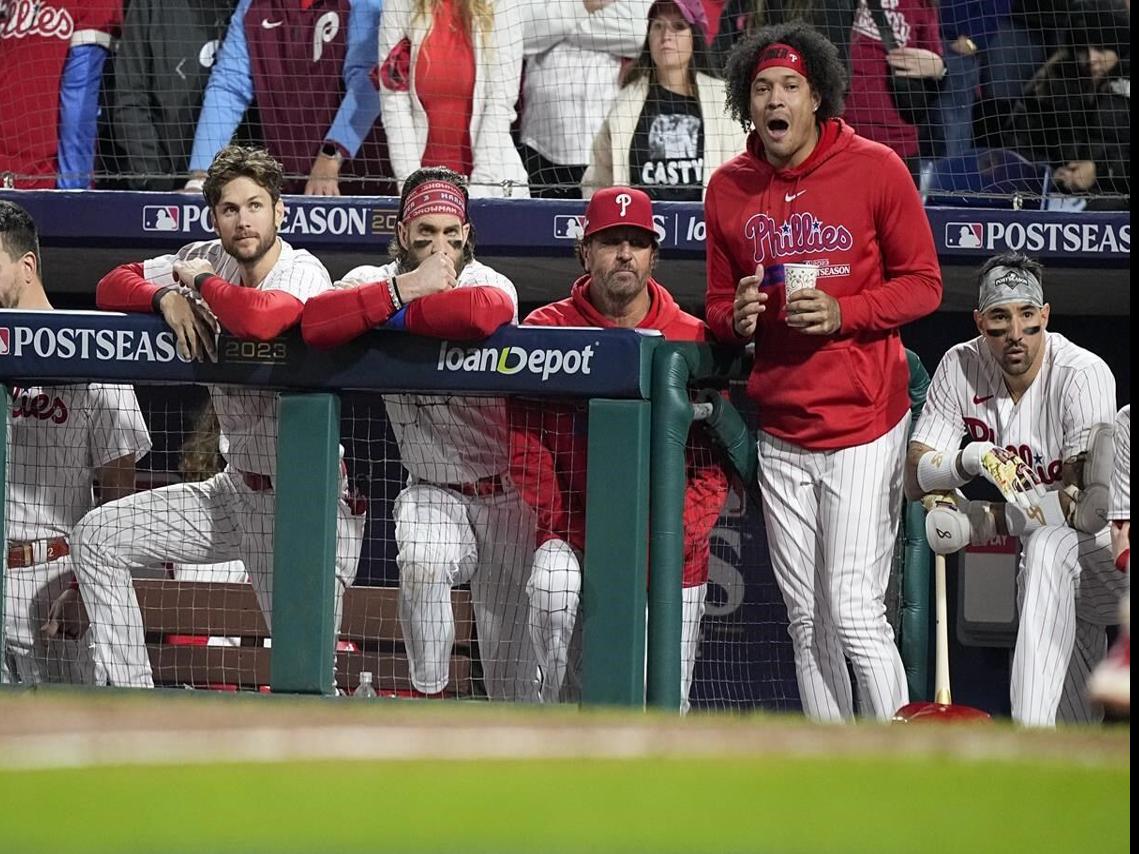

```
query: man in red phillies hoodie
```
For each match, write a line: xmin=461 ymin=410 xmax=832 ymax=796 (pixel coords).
xmin=510 ymin=186 xmax=729 ymax=710
xmin=705 ymin=24 xmax=942 ymax=722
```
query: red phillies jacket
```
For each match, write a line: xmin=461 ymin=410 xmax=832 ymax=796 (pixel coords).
xmin=510 ymin=276 xmax=729 ymax=587
xmin=705 ymin=118 xmax=941 ymax=450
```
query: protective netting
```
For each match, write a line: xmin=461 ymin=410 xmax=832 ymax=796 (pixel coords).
xmin=5 ymin=378 xmax=824 ymax=709
xmin=0 ymin=0 xmax=1128 ymax=207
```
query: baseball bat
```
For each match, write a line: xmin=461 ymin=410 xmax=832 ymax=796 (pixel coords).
xmin=934 ymin=552 xmax=951 ymax=705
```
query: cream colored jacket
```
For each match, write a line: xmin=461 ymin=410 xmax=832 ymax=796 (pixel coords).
xmin=582 ymin=71 xmax=744 ymax=199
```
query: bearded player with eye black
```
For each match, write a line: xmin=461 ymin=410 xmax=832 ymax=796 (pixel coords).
xmin=704 ymin=24 xmax=941 ymax=721
xmin=71 ymin=145 xmax=364 ymax=688
xmin=303 ymin=166 xmax=539 ymax=701
xmin=907 ymin=252 xmax=1122 ymax=727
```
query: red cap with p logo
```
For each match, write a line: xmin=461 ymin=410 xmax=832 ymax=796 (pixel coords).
xmin=581 ymin=187 xmax=657 ymax=239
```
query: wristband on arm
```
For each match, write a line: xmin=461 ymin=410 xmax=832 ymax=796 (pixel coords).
xmin=915 ymin=448 xmax=972 ymax=493
xmin=387 ymin=276 xmax=404 ymax=311
xmin=151 ymin=286 xmax=175 ymax=313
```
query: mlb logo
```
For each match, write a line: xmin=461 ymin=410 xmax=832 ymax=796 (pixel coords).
xmin=143 ymin=206 xmax=180 ymax=232
xmin=945 ymin=222 xmax=984 ymax=249
xmin=553 ymin=215 xmax=584 ymax=240
xmin=0 ymin=328 xmax=9 ymax=356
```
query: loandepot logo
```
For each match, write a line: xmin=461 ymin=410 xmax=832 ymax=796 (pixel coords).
xmin=436 ymin=341 xmax=596 ymax=382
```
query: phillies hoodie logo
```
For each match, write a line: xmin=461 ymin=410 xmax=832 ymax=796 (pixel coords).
xmin=745 ymin=211 xmax=854 ymax=264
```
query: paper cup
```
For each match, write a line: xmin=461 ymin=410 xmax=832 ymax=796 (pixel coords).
xmin=783 ymin=263 xmax=819 ymax=297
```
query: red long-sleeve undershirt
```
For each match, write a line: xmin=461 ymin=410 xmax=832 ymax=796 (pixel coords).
xmin=96 ymin=264 xmax=303 ymax=341
xmin=302 ymin=282 xmax=514 ymax=348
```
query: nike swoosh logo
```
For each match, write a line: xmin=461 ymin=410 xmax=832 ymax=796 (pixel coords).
xmin=784 ymin=190 xmax=806 ymax=203
xmin=973 ymin=394 xmax=994 ymax=404
xmin=261 ymin=18 xmax=283 ymax=29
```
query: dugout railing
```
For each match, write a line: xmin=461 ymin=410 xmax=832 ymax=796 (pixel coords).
xmin=1 ymin=311 xmax=934 ymax=708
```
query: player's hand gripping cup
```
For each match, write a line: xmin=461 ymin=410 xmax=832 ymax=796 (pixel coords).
xmin=782 ymin=262 xmax=818 ymax=299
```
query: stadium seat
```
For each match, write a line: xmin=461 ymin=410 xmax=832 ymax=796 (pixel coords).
xmin=924 ymin=149 xmax=1051 ymax=209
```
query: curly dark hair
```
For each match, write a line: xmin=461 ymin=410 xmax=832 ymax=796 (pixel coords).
xmin=202 ymin=145 xmax=284 ymax=209
xmin=723 ymin=22 xmax=847 ymax=130
xmin=977 ymin=252 xmax=1045 ymax=291
xmin=389 ymin=166 xmax=477 ymax=269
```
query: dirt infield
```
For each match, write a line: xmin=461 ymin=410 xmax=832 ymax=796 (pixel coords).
xmin=0 ymin=688 xmax=1128 ymax=770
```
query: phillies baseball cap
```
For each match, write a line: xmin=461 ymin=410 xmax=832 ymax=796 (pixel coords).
xmin=582 ymin=187 xmax=657 ymax=241
xmin=978 ymin=265 xmax=1044 ymax=312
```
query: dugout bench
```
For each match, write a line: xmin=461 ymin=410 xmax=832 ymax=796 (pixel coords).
xmin=135 ymin=580 xmax=476 ymax=696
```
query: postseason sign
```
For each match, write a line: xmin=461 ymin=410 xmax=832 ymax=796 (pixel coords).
xmin=0 ymin=311 xmax=656 ymax=398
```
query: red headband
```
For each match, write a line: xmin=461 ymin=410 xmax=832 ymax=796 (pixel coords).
xmin=402 ymin=180 xmax=467 ymax=223
xmin=753 ymin=42 xmax=809 ymax=81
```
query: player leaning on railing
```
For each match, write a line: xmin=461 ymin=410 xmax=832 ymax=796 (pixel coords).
xmin=68 ymin=145 xmax=364 ymax=689
xmin=301 ymin=166 xmax=540 ymax=701
xmin=1 ymin=200 xmax=150 ymax=686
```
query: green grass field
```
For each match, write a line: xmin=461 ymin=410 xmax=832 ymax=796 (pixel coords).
xmin=1 ymin=754 xmax=1128 ymax=853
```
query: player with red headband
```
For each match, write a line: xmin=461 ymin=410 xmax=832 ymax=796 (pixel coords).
xmin=302 ymin=166 xmax=539 ymax=701
xmin=704 ymin=24 xmax=942 ymax=721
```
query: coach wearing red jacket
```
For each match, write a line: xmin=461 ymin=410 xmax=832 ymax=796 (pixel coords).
xmin=511 ymin=187 xmax=729 ymax=710
xmin=704 ymin=24 xmax=942 ymax=722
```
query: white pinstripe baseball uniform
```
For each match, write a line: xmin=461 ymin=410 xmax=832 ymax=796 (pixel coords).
xmin=337 ymin=259 xmax=538 ymax=700
xmin=1109 ymin=405 xmax=1129 ymax=525
xmin=913 ymin=331 xmax=1123 ymax=726
xmin=72 ymin=239 xmax=364 ymax=688
xmin=757 ymin=412 xmax=910 ymax=721
xmin=4 ymin=383 xmax=150 ymax=685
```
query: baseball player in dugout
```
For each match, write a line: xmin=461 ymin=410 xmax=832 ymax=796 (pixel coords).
xmin=1087 ymin=403 xmax=1129 ymax=713
xmin=510 ymin=187 xmax=729 ymax=709
xmin=301 ymin=166 xmax=540 ymax=701
xmin=907 ymin=252 xmax=1122 ymax=727
xmin=704 ymin=23 xmax=942 ymax=722
xmin=71 ymin=145 xmax=364 ymax=689
xmin=1 ymin=201 xmax=151 ymax=685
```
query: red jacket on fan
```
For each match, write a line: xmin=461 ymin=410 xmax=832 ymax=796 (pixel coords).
xmin=509 ymin=275 xmax=729 ymax=587
xmin=704 ymin=118 xmax=941 ymax=451
xmin=844 ymin=0 xmax=942 ymax=160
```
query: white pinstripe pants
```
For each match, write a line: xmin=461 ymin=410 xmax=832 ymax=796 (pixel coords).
xmin=394 ymin=483 xmax=539 ymax=701
xmin=1012 ymin=524 xmax=1125 ymax=726
xmin=757 ymin=415 xmax=909 ymax=722
xmin=2 ymin=556 xmax=96 ymax=686
xmin=71 ymin=471 xmax=363 ymax=688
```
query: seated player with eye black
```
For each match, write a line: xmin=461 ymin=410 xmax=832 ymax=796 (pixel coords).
xmin=905 ymin=251 xmax=1122 ymax=727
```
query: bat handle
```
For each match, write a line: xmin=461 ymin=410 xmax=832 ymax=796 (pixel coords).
xmin=934 ymin=552 xmax=952 ymax=705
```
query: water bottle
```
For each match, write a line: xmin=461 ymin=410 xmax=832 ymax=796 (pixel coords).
xmin=353 ymin=671 xmax=377 ymax=698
